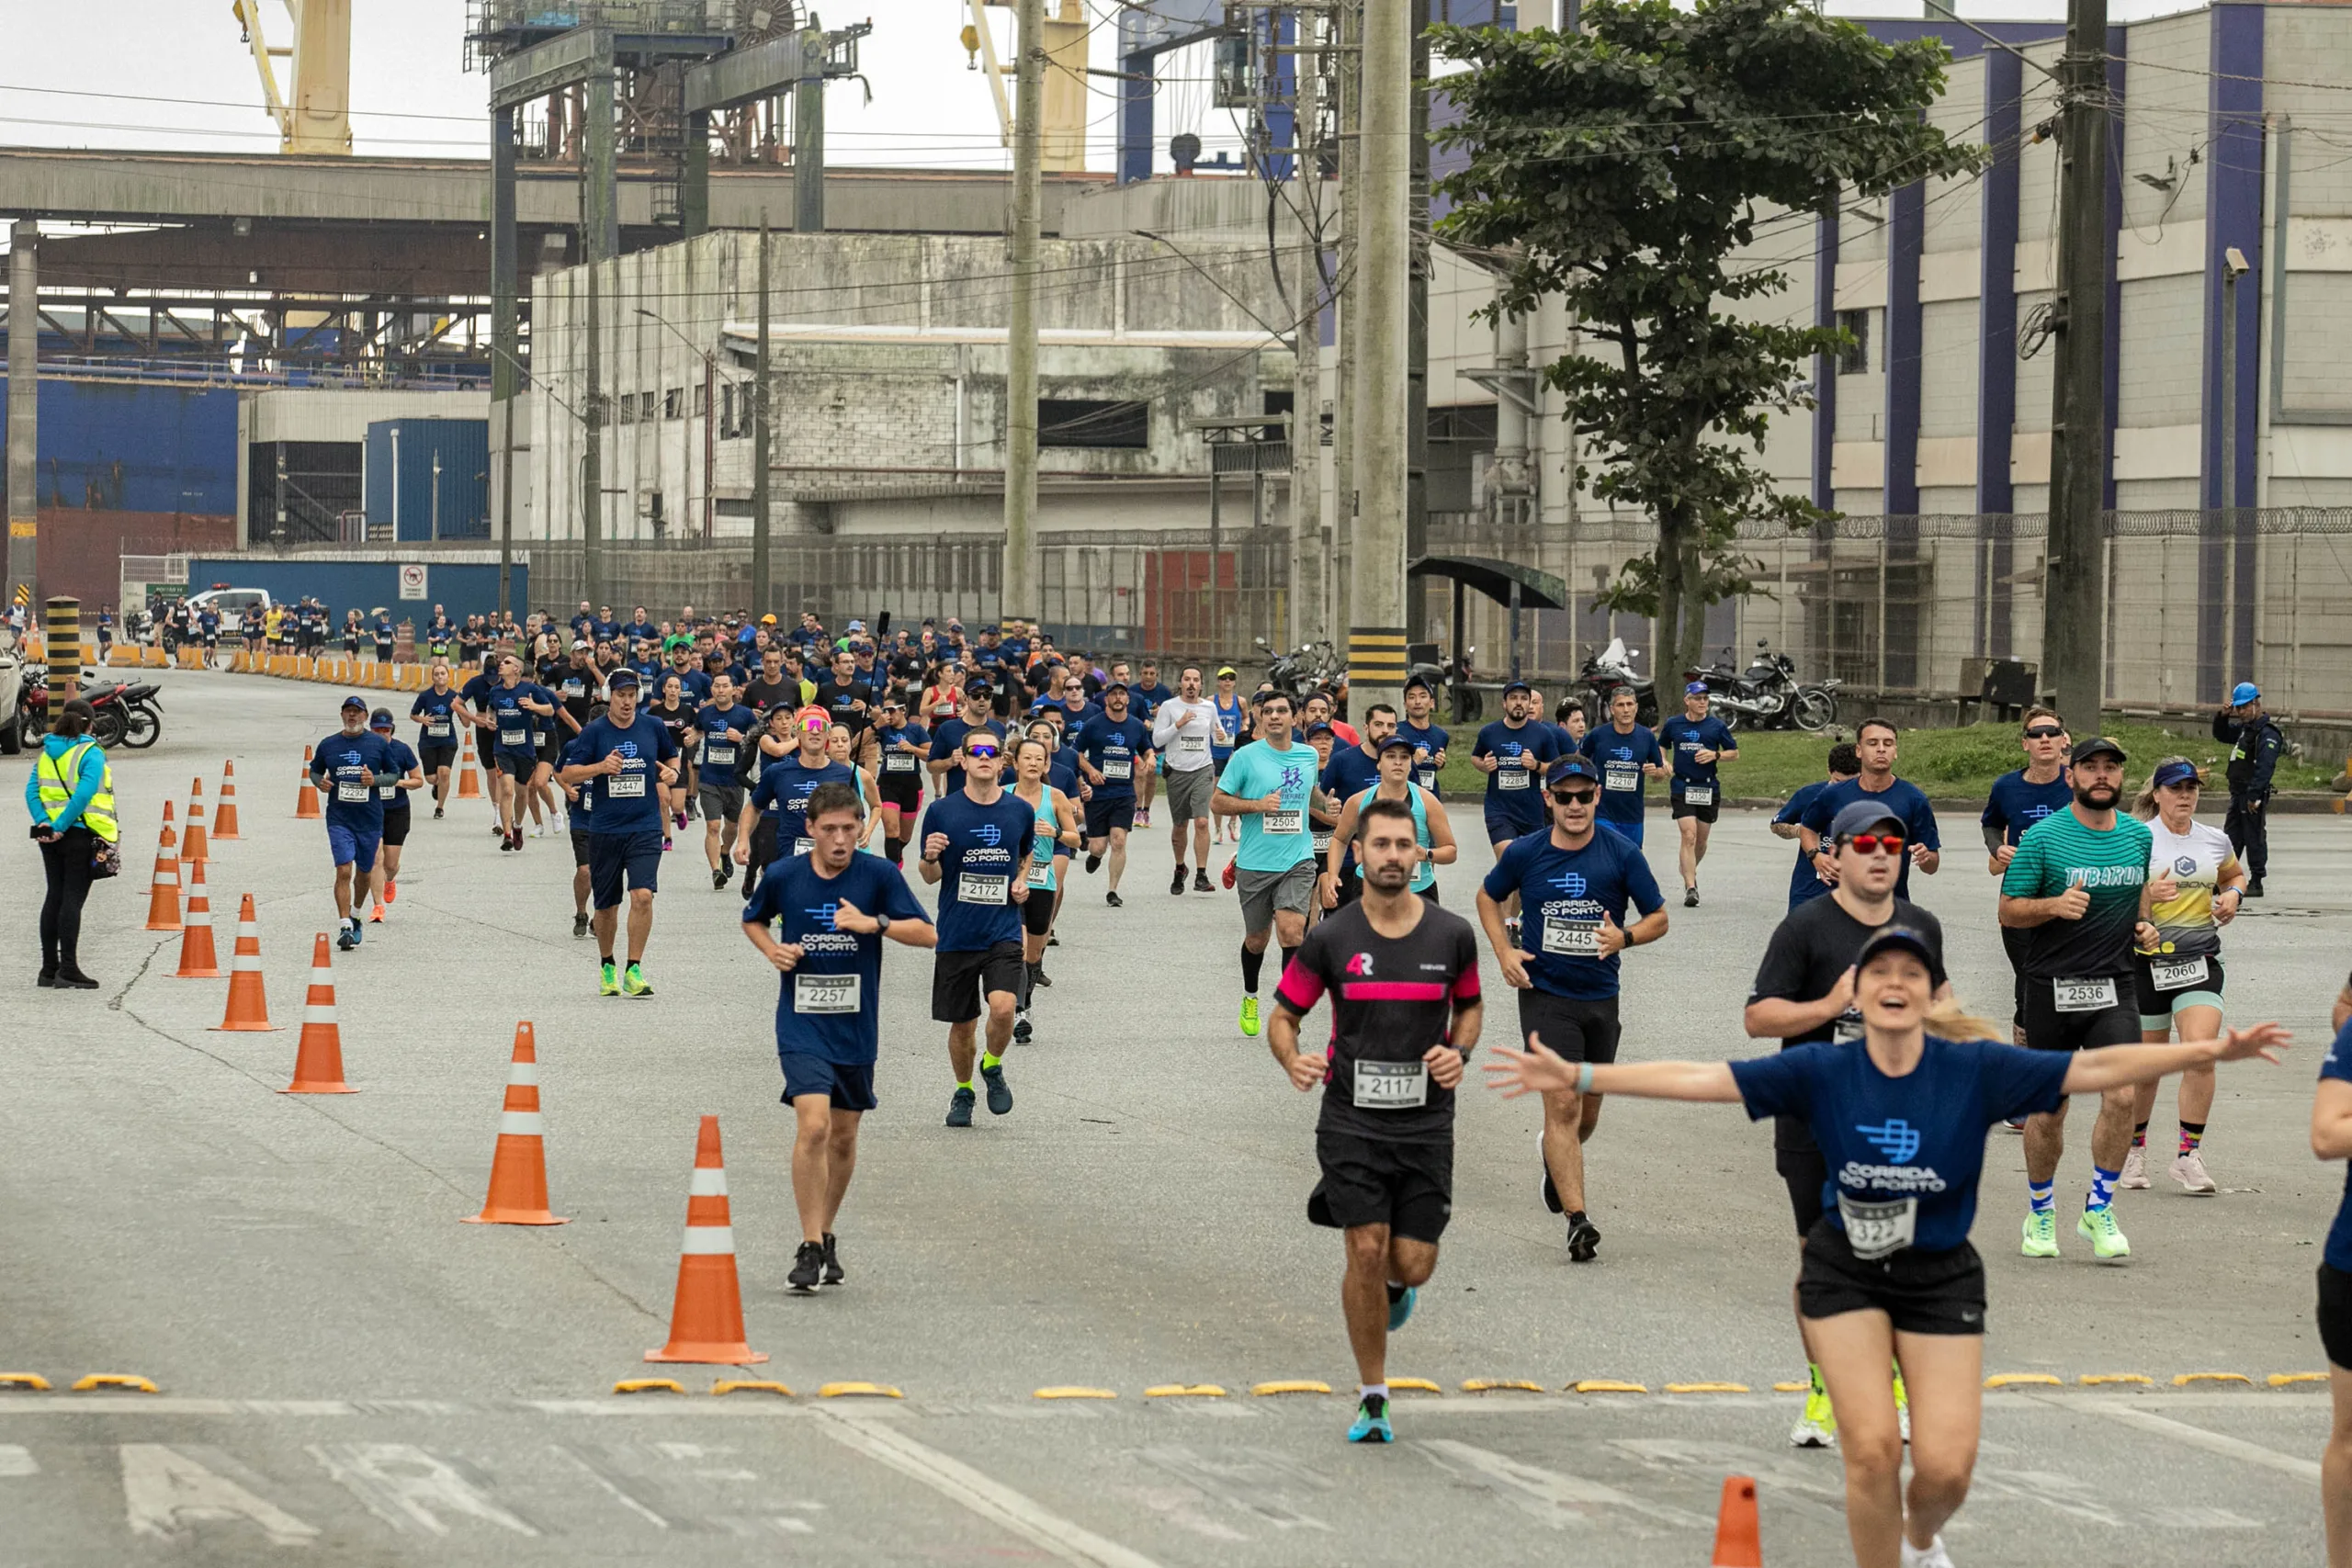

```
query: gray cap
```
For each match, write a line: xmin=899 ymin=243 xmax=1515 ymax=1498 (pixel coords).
xmin=1828 ymin=798 xmax=1905 ymax=841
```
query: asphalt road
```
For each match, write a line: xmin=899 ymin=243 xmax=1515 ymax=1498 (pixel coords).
xmin=2 ymin=669 xmax=2345 ymax=1565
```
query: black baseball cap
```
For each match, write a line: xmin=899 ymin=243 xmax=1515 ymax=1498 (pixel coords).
xmin=2070 ymin=736 xmax=2128 ymax=766
xmin=1503 ymin=680 xmax=1533 ymax=697
xmin=1853 ymin=924 xmax=1948 ymax=989
xmin=606 ymin=667 xmax=640 ymax=691
xmin=1378 ymin=734 xmax=1418 ymax=755
xmin=1545 ymin=755 xmax=1600 ymax=787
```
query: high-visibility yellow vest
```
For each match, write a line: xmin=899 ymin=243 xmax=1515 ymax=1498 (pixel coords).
xmin=37 ymin=740 xmax=118 ymax=843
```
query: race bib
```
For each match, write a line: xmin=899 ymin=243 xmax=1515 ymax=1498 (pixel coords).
xmin=1604 ymin=761 xmax=1640 ymax=792
xmin=1102 ymin=758 xmax=1132 ymax=781
xmin=335 ymin=782 xmax=370 ymax=803
xmin=1542 ymin=919 xmax=1600 ymax=958
xmin=379 ymin=783 xmax=399 ymax=802
xmin=1415 ymin=767 xmax=1439 ymax=790
xmin=609 ymin=774 xmax=645 ymax=798
xmin=1497 ymin=767 xmax=1529 ymax=791
xmin=958 ymin=872 xmax=1009 ymax=905
xmin=1833 ymin=1012 xmax=1865 ymax=1043
xmin=1312 ymin=830 xmax=1333 ymax=856
xmin=794 ymin=838 xmax=814 ymax=857
xmin=706 ymin=743 xmax=736 ymax=766
xmin=884 ymin=752 xmax=918 ymax=773
xmin=1263 ymin=808 xmax=1303 ymax=835
xmin=1352 ymin=1059 xmax=1429 ymax=1109
xmin=2149 ymin=955 xmax=2210 ymax=990
xmin=1838 ymin=1192 xmax=1917 ymax=1261
xmin=427 ymin=721 xmax=452 ymax=739
xmin=1177 ymin=733 xmax=1208 ymax=757
xmin=2053 ymin=976 xmax=2120 ymax=1012
xmin=499 ymin=728 xmax=526 ymax=747
xmin=1026 ymin=860 xmax=1053 ymax=888
xmin=1682 ymin=784 xmax=1715 ymax=807
xmin=793 ymin=971 xmax=860 ymax=1014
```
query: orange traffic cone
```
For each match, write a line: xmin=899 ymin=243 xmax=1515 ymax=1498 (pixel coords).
xmin=463 ymin=1023 xmax=566 ymax=1225
xmin=457 ymin=732 xmax=482 ymax=800
xmin=181 ymin=777 xmax=209 ymax=866
xmin=171 ymin=859 xmax=220 ymax=979
xmin=281 ymin=932 xmax=352 ymax=1092
xmin=296 ymin=746 xmax=321 ymax=819
xmin=210 ymin=894 xmax=277 ymax=1032
xmin=144 ymin=805 xmax=183 ymax=932
xmin=1709 ymin=1476 xmax=1762 ymax=1567
xmin=213 ymin=761 xmax=242 ymax=840
xmin=646 ymin=1115 xmax=766 ymax=1365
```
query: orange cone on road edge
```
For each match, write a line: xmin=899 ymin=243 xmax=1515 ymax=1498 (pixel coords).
xmin=463 ymin=1023 xmax=566 ymax=1224
xmin=296 ymin=746 xmax=321 ymax=819
xmin=143 ymin=805 xmax=183 ymax=932
xmin=1709 ymin=1476 xmax=1762 ymax=1568
xmin=457 ymin=732 xmax=482 ymax=800
xmin=646 ymin=1116 xmax=766 ymax=1365
xmin=209 ymin=895 xmax=278 ymax=1033
xmin=182 ymin=777 xmax=209 ymax=866
xmin=281 ymin=932 xmax=352 ymax=1091
xmin=213 ymin=761 xmax=242 ymax=840
xmin=172 ymin=860 xmax=220 ymax=979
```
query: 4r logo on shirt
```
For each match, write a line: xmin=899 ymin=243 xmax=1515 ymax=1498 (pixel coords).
xmin=1859 ymin=1119 xmax=1922 ymax=1164
xmin=1345 ymin=952 xmax=1375 ymax=978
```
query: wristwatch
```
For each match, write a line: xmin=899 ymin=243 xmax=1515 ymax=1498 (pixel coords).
xmin=875 ymin=914 xmax=892 ymax=939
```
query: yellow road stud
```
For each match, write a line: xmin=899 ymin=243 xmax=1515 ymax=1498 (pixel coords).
xmin=1984 ymin=1374 xmax=2063 ymax=1389
xmin=1388 ymin=1379 xmax=1442 ymax=1394
xmin=2268 ymin=1372 xmax=2329 ymax=1388
xmin=1461 ymin=1380 xmax=1546 ymax=1394
xmin=1666 ymin=1382 xmax=1750 ymax=1394
xmin=1250 ymin=1381 xmax=1332 ymax=1397
xmin=1772 ymin=1381 xmax=1808 ymax=1393
xmin=2077 ymin=1374 xmax=2152 ymax=1386
xmin=1571 ymin=1380 xmax=1648 ymax=1394
xmin=1144 ymin=1384 xmax=1227 ymax=1398
xmin=612 ymin=1379 xmax=684 ymax=1395
xmin=711 ymin=1381 xmax=794 ymax=1397
xmin=2173 ymin=1372 xmax=2252 ymax=1387
xmin=1034 ymin=1387 xmax=1117 ymax=1401
xmin=70 ymin=1375 xmax=157 ymax=1394
xmin=0 ymin=1373 xmax=51 ymax=1393
xmin=819 ymin=1382 xmax=904 ymax=1399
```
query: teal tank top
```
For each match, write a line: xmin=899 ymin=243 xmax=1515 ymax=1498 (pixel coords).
xmin=1026 ymin=787 xmax=1062 ymax=892
xmin=1352 ymin=784 xmax=1436 ymax=892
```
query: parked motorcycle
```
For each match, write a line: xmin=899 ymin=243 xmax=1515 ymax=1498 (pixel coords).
xmin=1256 ymin=637 xmax=1340 ymax=705
xmin=1691 ymin=638 xmax=1840 ymax=733
xmin=24 ymin=674 xmax=164 ymax=750
xmin=1568 ymin=637 xmax=1658 ymax=728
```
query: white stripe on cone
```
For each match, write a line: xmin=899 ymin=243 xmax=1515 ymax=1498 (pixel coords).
xmin=499 ymin=1111 xmax=545 ymax=1135
xmin=232 ymin=954 xmax=262 ymax=971
xmin=687 ymin=1168 xmax=728 ymax=1197
xmin=506 ymin=1062 xmax=540 ymax=1086
xmin=679 ymin=1226 xmax=736 ymax=1255
xmin=303 ymin=1005 xmax=337 ymax=1023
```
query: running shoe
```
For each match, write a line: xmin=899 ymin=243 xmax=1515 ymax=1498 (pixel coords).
xmin=1084 ymin=852 xmax=1102 ymax=874
xmin=945 ymin=1086 xmax=977 ymax=1128
xmin=2247 ymin=877 xmax=2265 ymax=898
xmin=2020 ymin=1209 xmax=2059 ymax=1258
xmin=1900 ymin=1534 xmax=1956 ymax=1568
xmin=1239 ymin=995 xmax=1261 ymax=1037
xmin=2077 ymin=1204 xmax=2131 ymax=1260
xmin=1221 ymin=859 xmax=1237 ymax=890
xmin=1894 ymin=1368 xmax=1910 ymax=1443
xmin=337 ymin=921 xmax=358 ymax=953
xmin=368 ymin=902 xmax=386 ymax=924
xmin=1171 ymin=866 xmax=1187 ymax=896
xmin=713 ymin=867 xmax=729 ymax=890
xmin=434 ymin=806 xmax=445 ymax=819
xmin=1013 ymin=1015 xmax=1034 ymax=1045
xmin=1386 ymin=1283 xmax=1416 ymax=1332
xmin=621 ymin=963 xmax=653 ymax=998
xmin=980 ymin=1062 xmax=1012 ymax=1115
xmin=662 ymin=836 xmax=673 ymax=852
xmin=788 ymin=1240 xmax=825 ymax=1293
xmin=1566 ymin=1213 xmax=1601 ymax=1263
xmin=1790 ymin=1388 xmax=1837 ymax=1449
xmin=2002 ymin=1118 xmax=2025 ymax=1134
xmin=345 ymin=916 xmax=362 ymax=947
xmin=383 ymin=878 xmax=399 ymax=905
xmin=820 ymin=1231 xmax=844 ymax=1286
xmin=1347 ymin=1393 xmax=1394 ymax=1445
xmin=2120 ymin=1145 xmax=2150 ymax=1190
xmin=599 ymin=961 xmax=620 ymax=998
xmin=573 ymin=912 xmax=591 ymax=939
xmin=2172 ymin=1149 xmax=2217 ymax=1194
xmin=1105 ymin=890 xmax=1123 ymax=908
xmin=500 ymin=833 xmax=515 ymax=852
xmin=1193 ymin=869 xmax=1213 ymax=893
xmin=1136 ymin=808 xmax=1151 ymax=828
xmin=1683 ymin=886 xmax=1699 ymax=908
xmin=531 ymin=822 xmax=547 ymax=840
xmin=1032 ymin=966 xmax=1052 ymax=988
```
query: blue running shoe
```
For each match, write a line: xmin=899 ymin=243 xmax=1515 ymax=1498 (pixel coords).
xmin=980 ymin=1062 xmax=1012 ymax=1116
xmin=1386 ymin=1284 xmax=1417 ymax=1333
xmin=1347 ymin=1393 xmax=1394 ymax=1444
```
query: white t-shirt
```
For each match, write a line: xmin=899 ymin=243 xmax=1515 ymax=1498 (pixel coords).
xmin=1150 ymin=697 xmax=1221 ymax=773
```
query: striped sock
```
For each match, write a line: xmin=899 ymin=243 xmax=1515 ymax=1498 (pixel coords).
xmin=2028 ymin=1179 xmax=2055 ymax=1215
xmin=2088 ymin=1165 xmax=2121 ymax=1211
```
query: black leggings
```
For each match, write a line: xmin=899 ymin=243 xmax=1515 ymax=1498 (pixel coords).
xmin=39 ymin=829 xmax=96 ymax=973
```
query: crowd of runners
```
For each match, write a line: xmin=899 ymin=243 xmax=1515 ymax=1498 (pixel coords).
xmin=288 ymin=603 xmax=2347 ymax=1568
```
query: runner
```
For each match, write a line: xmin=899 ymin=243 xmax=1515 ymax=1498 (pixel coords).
xmin=409 ymin=659 xmax=464 ymax=817
xmin=1213 ymin=692 xmax=1321 ymax=1038
xmin=1322 ymin=703 xmax=1392 ymax=810
xmin=1775 ymin=744 xmax=1860 ymax=911
xmin=2312 ymin=1009 xmax=2352 ymax=1565
xmin=872 ymin=696 xmax=931 ymax=864
xmin=1476 ymin=754 xmax=1668 ymax=1261
xmin=2125 ymin=758 xmax=2246 ymax=1194
xmin=1799 ymin=719 xmax=1942 ymax=905
xmin=365 ymin=709 xmax=424 ymax=923
xmin=1747 ymin=799 xmax=1948 ymax=1450
xmin=1555 ymin=699 xmax=1589 ymax=756
xmin=1209 ymin=666 xmax=1250 ymax=845
xmin=692 ymin=671 xmax=756 ymax=888
xmin=561 ymin=773 xmax=594 ymax=938
xmin=308 ymin=694 xmax=398 ymax=952
xmin=917 ymin=730 xmax=1035 ymax=1127
xmin=735 ymin=707 xmax=855 ymax=899
xmin=1133 ymin=659 xmax=1174 ymax=828
xmin=1150 ymin=664 xmax=1219 ymax=894
xmin=1485 ymin=927 xmax=2287 ymax=1568
xmin=555 ymin=667 xmax=680 ymax=998
xmin=1398 ymin=675 xmax=1449 ymax=796
xmin=1074 ymin=682 xmax=1153 ymax=906
xmin=1983 ymin=709 xmax=2074 ymax=1130
xmin=1470 ymin=679 xmax=1561 ymax=858
xmin=483 ymin=654 xmax=555 ymax=852
xmin=1657 ymin=681 xmax=1738 ymax=905
xmin=649 ymin=674 xmax=695 ymax=847
xmin=2000 ymin=736 xmax=2153 ymax=1260
xmin=1579 ymin=685 xmax=1668 ymax=847
xmin=2212 ymin=681 xmax=2282 ymax=897
xmin=741 ymin=780 xmax=937 ymax=1292
xmin=1010 ymin=736 xmax=1082 ymax=1044
xmin=1269 ymin=796 xmax=1483 ymax=1445
xmin=1322 ymin=735 xmax=1456 ymax=908
xmin=1305 ymin=724 xmax=1343 ymax=923
xmin=927 ymin=678 xmax=1008 ymax=798
xmin=825 ymin=722 xmax=887 ymax=855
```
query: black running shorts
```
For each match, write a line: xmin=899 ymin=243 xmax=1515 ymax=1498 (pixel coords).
xmin=1308 ymin=1130 xmax=1453 ymax=1243
xmin=1515 ymin=990 xmax=1621 ymax=1065
xmin=1797 ymin=1218 xmax=1985 ymax=1336
xmin=931 ymin=941 xmax=1025 ymax=1023
xmin=2319 ymin=1263 xmax=2352 ymax=1370
xmin=2020 ymin=975 xmax=2141 ymax=1053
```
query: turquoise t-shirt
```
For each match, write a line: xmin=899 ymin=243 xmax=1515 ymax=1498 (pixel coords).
xmin=1217 ymin=739 xmax=1318 ymax=874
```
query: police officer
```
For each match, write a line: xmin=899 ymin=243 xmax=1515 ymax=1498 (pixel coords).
xmin=2211 ymin=681 xmax=2283 ymax=897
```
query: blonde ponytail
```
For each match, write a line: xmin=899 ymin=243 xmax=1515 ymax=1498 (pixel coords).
xmin=1925 ymin=995 xmax=2005 ymax=1042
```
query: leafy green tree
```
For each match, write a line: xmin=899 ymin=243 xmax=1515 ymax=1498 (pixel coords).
xmin=1433 ymin=0 xmax=1982 ymax=683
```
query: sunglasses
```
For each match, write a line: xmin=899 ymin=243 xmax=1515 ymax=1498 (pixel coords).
xmin=1840 ymin=833 xmax=1906 ymax=856
xmin=966 ymin=744 xmax=1001 ymax=761
xmin=2024 ymin=725 xmax=2065 ymax=739
xmin=1550 ymin=788 xmax=1599 ymax=806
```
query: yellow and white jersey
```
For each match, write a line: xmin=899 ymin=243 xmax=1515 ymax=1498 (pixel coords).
xmin=2139 ymin=818 xmax=2237 ymax=960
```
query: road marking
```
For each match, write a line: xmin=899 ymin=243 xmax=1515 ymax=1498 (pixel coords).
xmin=310 ymin=1442 xmax=540 ymax=1536
xmin=1135 ymin=1444 xmax=1333 ymax=1532
xmin=814 ymin=1409 xmax=1163 ymax=1568
xmin=0 ymin=1444 xmax=34 ymax=1477
xmin=552 ymin=1445 xmax=670 ymax=1529
xmin=1416 ymin=1438 xmax=1712 ymax=1533
xmin=2052 ymin=1399 xmax=2323 ymax=1483
xmin=119 ymin=1443 xmax=319 ymax=1546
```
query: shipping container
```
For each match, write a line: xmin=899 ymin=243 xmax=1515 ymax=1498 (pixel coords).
xmin=363 ymin=418 xmax=492 ymax=542
xmin=0 ymin=377 xmax=239 ymax=514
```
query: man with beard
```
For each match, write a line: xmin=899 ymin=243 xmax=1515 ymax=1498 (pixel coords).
xmin=1999 ymin=736 xmax=2153 ymax=1262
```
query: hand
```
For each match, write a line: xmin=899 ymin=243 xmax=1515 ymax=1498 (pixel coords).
xmin=2145 ymin=874 xmax=2179 ymax=905
xmin=1259 ymin=791 xmax=1283 ymax=814
xmin=727 ymin=727 xmax=744 ymax=743
xmin=602 ymin=750 xmax=626 ymax=775
xmin=1693 ymin=749 xmax=1717 ymax=765
xmin=2134 ymin=919 xmax=2161 ymax=950
xmin=1010 ymin=878 xmax=1029 ymax=905
xmin=1482 ymin=1032 xmax=1576 ymax=1098
xmin=2214 ymin=1021 xmax=2290 ymax=1064
xmin=1812 ymin=849 xmax=1841 ymax=886
xmin=1595 ymin=911 xmax=1627 ymax=958
xmin=1426 ymin=1044 xmax=1465 ymax=1090
xmin=2249 ymin=797 xmax=2266 ymax=815
xmin=1994 ymin=842 xmax=2017 ymax=869
xmin=765 ymin=942 xmax=805 ymax=974
xmin=923 ymin=831 xmax=950 ymax=861
xmin=732 ymin=840 xmax=750 ymax=865
xmin=1498 ymin=946 xmax=1532 ymax=990
xmin=1283 ymin=1049 xmax=1329 ymax=1092
xmin=1824 ymin=964 xmax=1857 ymax=1016
xmin=2216 ymin=886 xmax=2244 ymax=926
xmin=2051 ymin=878 xmax=2091 ymax=920
xmin=1909 ymin=841 xmax=1933 ymax=868
xmin=1317 ymin=873 xmax=1339 ymax=910
xmin=1475 ymin=754 xmax=1498 ymax=773
xmin=831 ymin=897 xmax=876 ymax=935
xmin=1414 ymin=746 xmax=1431 ymax=761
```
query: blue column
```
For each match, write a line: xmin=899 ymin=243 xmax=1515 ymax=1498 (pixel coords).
xmin=1977 ymin=50 xmax=2022 ymax=654
xmin=1883 ymin=181 xmax=1925 ymax=517
xmin=2199 ymin=1 xmax=2264 ymax=695
xmin=1813 ymin=211 xmax=1838 ymax=514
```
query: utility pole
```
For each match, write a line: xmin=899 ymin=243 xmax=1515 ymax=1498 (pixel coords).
xmin=1348 ymin=0 xmax=1408 ymax=715
xmin=1331 ymin=0 xmax=1359 ymax=653
xmin=2042 ymin=0 xmax=2109 ymax=731
xmin=1289 ymin=6 xmax=1325 ymax=650
xmin=752 ymin=219 xmax=773 ymax=615
xmin=583 ymin=258 xmax=605 ymax=610
xmin=795 ymin=24 xmax=827 ymax=233
xmin=1002 ymin=0 xmax=1045 ymax=636
xmin=491 ymin=106 xmax=518 ymax=622
xmin=5 ymin=220 xmax=35 ymax=614
xmin=1405 ymin=0 xmax=1430 ymax=645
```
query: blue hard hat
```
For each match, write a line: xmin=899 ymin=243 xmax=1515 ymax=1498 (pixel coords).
xmin=2230 ymin=682 xmax=2260 ymax=705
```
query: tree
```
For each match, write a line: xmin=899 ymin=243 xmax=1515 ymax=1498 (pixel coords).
xmin=1432 ymin=0 xmax=1982 ymax=684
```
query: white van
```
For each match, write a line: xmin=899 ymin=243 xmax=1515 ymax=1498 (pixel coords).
xmin=184 ymin=587 xmax=275 ymax=635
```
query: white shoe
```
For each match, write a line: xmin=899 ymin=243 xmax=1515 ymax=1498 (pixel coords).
xmin=2171 ymin=1148 xmax=2217 ymax=1194
xmin=531 ymin=823 xmax=547 ymax=839
xmin=1900 ymin=1534 xmax=1955 ymax=1568
xmin=2120 ymin=1145 xmax=2150 ymax=1190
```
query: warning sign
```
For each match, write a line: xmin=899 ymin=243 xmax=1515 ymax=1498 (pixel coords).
xmin=398 ymin=563 xmax=428 ymax=602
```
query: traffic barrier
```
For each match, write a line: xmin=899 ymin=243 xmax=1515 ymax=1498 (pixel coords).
xmin=171 ymin=859 xmax=220 ymax=978
xmin=281 ymin=933 xmax=352 ymax=1092
xmin=712 ymin=1380 xmax=793 ymax=1397
xmin=71 ymin=1374 xmax=158 ymax=1394
xmin=645 ymin=1115 xmax=766 ymax=1365
xmin=296 ymin=747 xmax=321 ymax=819
xmin=0 ymin=1373 xmax=51 ymax=1391
xmin=212 ymin=761 xmax=242 ymax=840
xmin=457 ymin=734 xmax=483 ymax=800
xmin=210 ymin=894 xmax=277 ymax=1032
xmin=1709 ymin=1476 xmax=1761 ymax=1567
xmin=462 ymin=1022 xmax=566 ymax=1224
xmin=181 ymin=777 xmax=209 ymax=866
xmin=143 ymin=805 xmax=182 ymax=932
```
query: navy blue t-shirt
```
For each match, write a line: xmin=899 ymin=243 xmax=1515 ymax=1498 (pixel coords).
xmin=2323 ymin=1020 xmax=2352 ymax=1273
xmin=929 ymin=716 xmax=1008 ymax=796
xmin=1731 ymin=1036 xmax=2071 ymax=1253
xmin=409 ymin=688 xmax=461 ymax=750
xmin=921 ymin=789 xmax=1036 ymax=952
xmin=1075 ymin=714 xmax=1152 ymax=800
xmin=874 ymin=722 xmax=932 ymax=788
xmin=1775 ymin=779 xmax=1835 ymax=909
xmin=378 ymin=738 xmax=420 ymax=813
xmin=1397 ymin=719 xmax=1449 ymax=795
xmin=310 ymin=730 xmax=397 ymax=831
xmin=1473 ymin=720 xmax=1561 ymax=829
xmin=1580 ymin=723 xmax=1666 ymax=827
xmin=1320 ymin=743 xmax=1383 ymax=805
xmin=484 ymin=682 xmax=551 ymax=758
xmin=562 ymin=712 xmax=679 ymax=835
xmin=742 ymin=852 xmax=930 ymax=1066
xmin=1657 ymin=715 xmax=1737 ymax=800
xmin=1798 ymin=778 xmax=1942 ymax=904
xmin=1983 ymin=768 xmax=2074 ymax=847
xmin=694 ymin=703 xmax=759 ymax=780
xmin=751 ymin=756 xmax=857 ymax=854
xmin=1481 ymin=827 xmax=1664 ymax=1000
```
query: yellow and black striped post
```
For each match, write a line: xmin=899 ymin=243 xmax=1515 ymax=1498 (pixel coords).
xmin=1347 ymin=624 xmax=1410 ymax=711
xmin=45 ymin=596 xmax=80 ymax=717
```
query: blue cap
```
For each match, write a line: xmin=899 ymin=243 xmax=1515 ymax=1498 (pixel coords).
xmin=1503 ymin=680 xmax=1533 ymax=696
xmin=605 ymin=667 xmax=640 ymax=690
xmin=1829 ymin=798 xmax=1905 ymax=841
xmin=1545 ymin=754 xmax=1600 ymax=787
xmin=1685 ymin=681 xmax=1709 ymax=695
xmin=2231 ymin=682 xmax=2260 ymax=705
xmin=368 ymin=707 xmax=394 ymax=730
xmin=340 ymin=694 xmax=368 ymax=711
xmin=2153 ymin=759 xmax=2202 ymax=789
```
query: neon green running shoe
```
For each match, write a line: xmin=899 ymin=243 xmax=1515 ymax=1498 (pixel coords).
xmin=1790 ymin=1386 xmax=1837 ymax=1449
xmin=621 ymin=962 xmax=653 ymax=998
xmin=599 ymin=961 xmax=620 ymax=998
xmin=1239 ymin=995 xmax=1261 ymax=1037
xmin=2077 ymin=1203 xmax=2132 ymax=1260
xmin=2020 ymin=1209 xmax=2059 ymax=1258
xmin=1893 ymin=1367 xmax=1910 ymax=1443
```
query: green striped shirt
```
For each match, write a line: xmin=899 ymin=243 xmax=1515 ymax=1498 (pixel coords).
xmin=2002 ymin=807 xmax=2152 ymax=981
